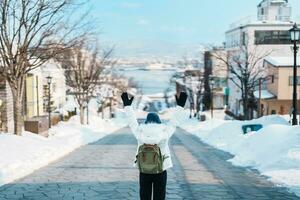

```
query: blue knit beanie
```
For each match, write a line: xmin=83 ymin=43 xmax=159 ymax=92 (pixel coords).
xmin=145 ymin=112 xmax=161 ymax=124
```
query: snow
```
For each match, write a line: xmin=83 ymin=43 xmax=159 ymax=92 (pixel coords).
xmin=0 ymin=114 xmax=126 ymax=187
xmin=265 ymin=57 xmax=300 ymax=67
xmin=253 ymin=90 xmax=276 ymax=99
xmin=174 ymin=109 xmax=300 ymax=196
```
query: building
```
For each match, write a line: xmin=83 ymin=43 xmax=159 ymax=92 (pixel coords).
xmin=24 ymin=69 xmax=44 ymax=119
xmin=257 ymin=0 xmax=291 ymax=22
xmin=0 ymin=71 xmax=45 ymax=132
xmin=225 ymin=0 xmax=295 ymax=116
xmin=175 ymin=68 xmax=204 ymax=117
xmin=255 ymin=57 xmax=300 ymax=115
xmin=40 ymin=61 xmax=66 ymax=114
xmin=203 ymin=47 xmax=228 ymax=109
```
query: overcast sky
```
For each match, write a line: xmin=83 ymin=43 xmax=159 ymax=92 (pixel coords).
xmin=86 ymin=0 xmax=300 ymax=58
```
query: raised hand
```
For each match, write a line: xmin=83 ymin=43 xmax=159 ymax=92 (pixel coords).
xmin=175 ymin=92 xmax=187 ymax=107
xmin=121 ymin=92 xmax=134 ymax=107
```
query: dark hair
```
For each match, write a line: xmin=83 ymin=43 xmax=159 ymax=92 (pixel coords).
xmin=145 ymin=112 xmax=161 ymax=124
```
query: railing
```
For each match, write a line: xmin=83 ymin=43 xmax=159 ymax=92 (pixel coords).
xmin=258 ymin=15 xmax=291 ymax=22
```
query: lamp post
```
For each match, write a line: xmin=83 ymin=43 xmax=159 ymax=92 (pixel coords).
xmin=210 ymin=79 xmax=215 ymax=119
xmin=46 ymin=76 xmax=52 ymax=128
xmin=289 ymin=23 xmax=300 ymax=125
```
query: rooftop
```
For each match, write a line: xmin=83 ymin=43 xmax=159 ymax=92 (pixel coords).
xmin=258 ymin=0 xmax=288 ymax=7
xmin=227 ymin=19 xmax=293 ymax=32
xmin=265 ymin=56 xmax=300 ymax=67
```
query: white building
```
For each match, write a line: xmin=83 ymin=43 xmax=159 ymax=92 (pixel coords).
xmin=40 ymin=61 xmax=66 ymax=114
xmin=24 ymin=67 xmax=45 ymax=119
xmin=225 ymin=0 xmax=295 ymax=115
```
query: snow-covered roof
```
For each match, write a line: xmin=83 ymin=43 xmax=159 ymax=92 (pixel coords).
xmin=264 ymin=57 xmax=300 ymax=67
xmin=258 ymin=0 xmax=288 ymax=6
xmin=254 ymin=90 xmax=276 ymax=99
xmin=227 ymin=20 xmax=293 ymax=33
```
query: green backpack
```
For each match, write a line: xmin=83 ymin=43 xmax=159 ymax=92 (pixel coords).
xmin=136 ymin=144 xmax=164 ymax=174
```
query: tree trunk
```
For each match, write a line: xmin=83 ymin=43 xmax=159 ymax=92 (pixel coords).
xmin=9 ymin=79 xmax=25 ymax=136
xmin=13 ymin=97 xmax=23 ymax=135
xmin=243 ymin=98 xmax=248 ymax=120
xmin=243 ymin=82 xmax=249 ymax=120
xmin=80 ymin=105 xmax=85 ymax=125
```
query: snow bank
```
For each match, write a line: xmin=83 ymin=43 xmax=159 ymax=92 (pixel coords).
xmin=229 ymin=124 xmax=300 ymax=196
xmin=0 ymin=115 xmax=126 ymax=187
xmin=179 ymin=113 xmax=300 ymax=196
xmin=194 ymin=115 xmax=289 ymax=154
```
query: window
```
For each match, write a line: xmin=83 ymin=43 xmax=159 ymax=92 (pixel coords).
xmin=255 ymin=30 xmax=290 ymax=45
xmin=242 ymin=32 xmax=246 ymax=45
xmin=213 ymin=77 xmax=227 ymax=88
xmin=288 ymin=76 xmax=300 ymax=85
xmin=261 ymin=8 xmax=264 ymax=15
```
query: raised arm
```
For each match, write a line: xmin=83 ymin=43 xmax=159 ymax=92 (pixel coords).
xmin=121 ymin=93 xmax=139 ymax=137
xmin=166 ymin=92 xmax=188 ymax=137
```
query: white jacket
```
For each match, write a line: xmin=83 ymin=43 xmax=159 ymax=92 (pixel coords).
xmin=124 ymin=106 xmax=186 ymax=171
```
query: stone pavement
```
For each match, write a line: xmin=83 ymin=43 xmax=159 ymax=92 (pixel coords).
xmin=0 ymin=127 xmax=299 ymax=200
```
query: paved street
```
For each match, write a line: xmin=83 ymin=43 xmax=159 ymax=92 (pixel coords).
xmin=0 ymin=127 xmax=299 ymax=200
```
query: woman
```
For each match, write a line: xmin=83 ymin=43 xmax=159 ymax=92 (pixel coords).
xmin=121 ymin=92 xmax=187 ymax=200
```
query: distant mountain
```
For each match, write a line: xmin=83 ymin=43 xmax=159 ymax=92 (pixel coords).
xmin=111 ymin=40 xmax=205 ymax=61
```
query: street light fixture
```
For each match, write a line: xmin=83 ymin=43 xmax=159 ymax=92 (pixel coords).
xmin=46 ymin=76 xmax=52 ymax=128
xmin=289 ymin=23 xmax=300 ymax=125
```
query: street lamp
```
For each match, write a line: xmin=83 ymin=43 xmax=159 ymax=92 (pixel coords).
xmin=46 ymin=76 xmax=52 ymax=128
xmin=210 ymin=79 xmax=215 ymax=119
xmin=289 ymin=23 xmax=300 ymax=125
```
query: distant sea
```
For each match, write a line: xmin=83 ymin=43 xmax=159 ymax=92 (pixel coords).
xmin=115 ymin=66 xmax=176 ymax=95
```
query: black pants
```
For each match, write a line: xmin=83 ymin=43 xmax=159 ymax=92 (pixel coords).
xmin=139 ymin=170 xmax=167 ymax=200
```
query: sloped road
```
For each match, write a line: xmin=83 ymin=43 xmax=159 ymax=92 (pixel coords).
xmin=0 ymin=127 xmax=299 ymax=200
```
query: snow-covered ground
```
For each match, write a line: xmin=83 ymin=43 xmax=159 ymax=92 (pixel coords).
xmin=172 ymin=109 xmax=300 ymax=197
xmin=0 ymin=113 xmax=126 ymax=187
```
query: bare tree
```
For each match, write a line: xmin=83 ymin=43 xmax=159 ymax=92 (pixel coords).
xmin=213 ymin=41 xmax=272 ymax=120
xmin=110 ymin=73 xmax=139 ymax=93
xmin=185 ymin=70 xmax=204 ymax=118
xmin=0 ymin=0 xmax=90 ymax=135
xmin=58 ymin=40 xmax=113 ymax=124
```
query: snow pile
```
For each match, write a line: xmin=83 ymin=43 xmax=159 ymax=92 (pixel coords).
xmin=0 ymin=116 xmax=126 ymax=187
xmin=229 ymin=124 xmax=300 ymax=196
xmin=193 ymin=115 xmax=289 ymax=153
xmin=179 ymin=113 xmax=300 ymax=196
